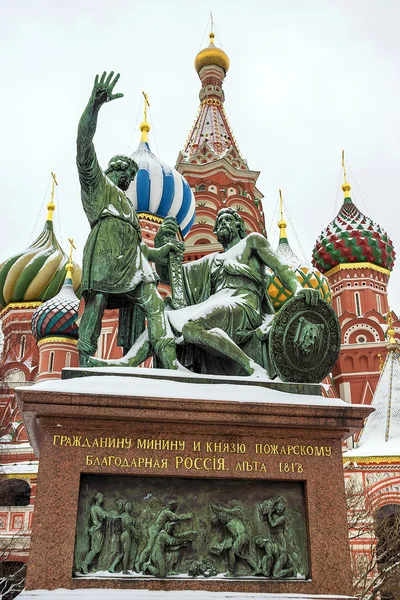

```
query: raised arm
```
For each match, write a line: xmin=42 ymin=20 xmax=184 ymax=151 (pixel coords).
xmin=77 ymin=71 xmax=123 ymax=196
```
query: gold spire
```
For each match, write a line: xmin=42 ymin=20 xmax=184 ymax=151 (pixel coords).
xmin=140 ymin=91 xmax=151 ymax=143
xmin=278 ymin=189 xmax=288 ymax=240
xmin=387 ymin=309 xmax=397 ymax=346
xmin=47 ymin=171 xmax=58 ymax=221
xmin=341 ymin=150 xmax=351 ymax=199
xmin=66 ymin=238 xmax=76 ymax=278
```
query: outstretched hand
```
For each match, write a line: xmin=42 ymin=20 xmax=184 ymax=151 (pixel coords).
xmin=91 ymin=71 xmax=123 ymax=108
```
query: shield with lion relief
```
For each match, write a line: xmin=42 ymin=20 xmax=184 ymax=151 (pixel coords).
xmin=268 ymin=296 xmax=340 ymax=383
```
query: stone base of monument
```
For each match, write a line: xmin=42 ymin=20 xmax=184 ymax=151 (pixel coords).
xmin=17 ymin=590 xmax=355 ymax=600
xmin=16 ymin=368 xmax=371 ymax=598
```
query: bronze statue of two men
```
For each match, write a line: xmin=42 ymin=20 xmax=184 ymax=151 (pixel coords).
xmin=76 ymin=72 xmax=320 ymax=377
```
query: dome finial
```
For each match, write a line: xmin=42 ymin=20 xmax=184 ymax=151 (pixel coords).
xmin=66 ymin=238 xmax=76 ymax=279
xmin=140 ymin=90 xmax=151 ymax=143
xmin=47 ymin=171 xmax=58 ymax=221
xmin=341 ymin=149 xmax=351 ymax=201
xmin=278 ymin=188 xmax=288 ymax=242
xmin=210 ymin=11 xmax=215 ymax=44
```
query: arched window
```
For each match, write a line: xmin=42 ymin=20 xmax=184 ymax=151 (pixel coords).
xmin=0 ymin=479 xmax=31 ymax=506
xmin=197 ymin=184 xmax=206 ymax=192
xmin=48 ymin=351 xmax=54 ymax=373
xmin=354 ymin=292 xmax=362 ymax=317
xmin=344 ymin=356 xmax=354 ymax=371
xmin=194 ymin=238 xmax=213 ymax=245
xmin=65 ymin=352 xmax=71 ymax=368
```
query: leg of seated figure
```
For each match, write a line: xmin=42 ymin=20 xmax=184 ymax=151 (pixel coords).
xmin=182 ymin=321 xmax=254 ymax=376
xmin=87 ymin=330 xmax=153 ymax=368
xmin=138 ymin=283 xmax=177 ymax=370
xmin=122 ymin=331 xmax=153 ymax=367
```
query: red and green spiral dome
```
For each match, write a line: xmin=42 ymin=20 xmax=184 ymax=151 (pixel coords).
xmin=312 ymin=190 xmax=395 ymax=274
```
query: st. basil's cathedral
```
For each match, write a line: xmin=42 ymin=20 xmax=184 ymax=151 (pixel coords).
xmin=0 ymin=30 xmax=399 ymax=594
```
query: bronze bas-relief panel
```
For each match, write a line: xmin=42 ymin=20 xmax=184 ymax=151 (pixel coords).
xmin=74 ymin=475 xmax=309 ymax=580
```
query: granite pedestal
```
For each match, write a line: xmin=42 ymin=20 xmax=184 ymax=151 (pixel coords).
xmin=16 ymin=368 xmax=372 ymax=599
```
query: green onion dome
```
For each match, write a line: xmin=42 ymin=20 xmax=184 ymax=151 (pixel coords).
xmin=0 ymin=204 xmax=81 ymax=309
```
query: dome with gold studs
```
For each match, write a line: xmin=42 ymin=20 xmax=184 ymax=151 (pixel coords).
xmin=266 ymin=192 xmax=332 ymax=311
xmin=312 ymin=181 xmax=396 ymax=274
xmin=0 ymin=189 xmax=81 ymax=309
xmin=195 ymin=32 xmax=230 ymax=74
xmin=313 ymin=152 xmax=396 ymax=274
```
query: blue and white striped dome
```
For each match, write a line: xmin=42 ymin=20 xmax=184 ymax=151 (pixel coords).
xmin=127 ymin=141 xmax=195 ymax=238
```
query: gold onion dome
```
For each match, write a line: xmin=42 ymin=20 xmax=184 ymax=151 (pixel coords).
xmin=0 ymin=200 xmax=81 ymax=309
xmin=195 ymin=32 xmax=230 ymax=74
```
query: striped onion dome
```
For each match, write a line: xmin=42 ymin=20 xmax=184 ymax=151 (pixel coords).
xmin=267 ymin=207 xmax=331 ymax=311
xmin=127 ymin=140 xmax=195 ymax=238
xmin=0 ymin=205 xmax=81 ymax=309
xmin=31 ymin=267 xmax=79 ymax=340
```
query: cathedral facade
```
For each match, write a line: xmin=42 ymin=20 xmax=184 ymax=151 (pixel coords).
xmin=0 ymin=30 xmax=399 ymax=596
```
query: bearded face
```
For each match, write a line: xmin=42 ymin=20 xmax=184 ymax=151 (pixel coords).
xmin=105 ymin=157 xmax=138 ymax=191
xmin=215 ymin=213 xmax=239 ymax=246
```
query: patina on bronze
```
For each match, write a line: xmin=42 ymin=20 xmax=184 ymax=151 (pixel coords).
xmin=74 ymin=475 xmax=308 ymax=580
xmin=76 ymin=72 xmax=340 ymax=384
xmin=76 ymin=72 xmax=182 ymax=369
xmin=268 ymin=294 xmax=341 ymax=383
xmin=92 ymin=209 xmax=339 ymax=382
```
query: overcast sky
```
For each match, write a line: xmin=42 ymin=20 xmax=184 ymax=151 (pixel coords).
xmin=1 ymin=0 xmax=399 ymax=309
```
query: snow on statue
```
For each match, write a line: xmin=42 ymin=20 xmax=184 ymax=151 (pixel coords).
xmin=86 ymin=207 xmax=326 ymax=378
xmin=76 ymin=71 xmax=182 ymax=369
